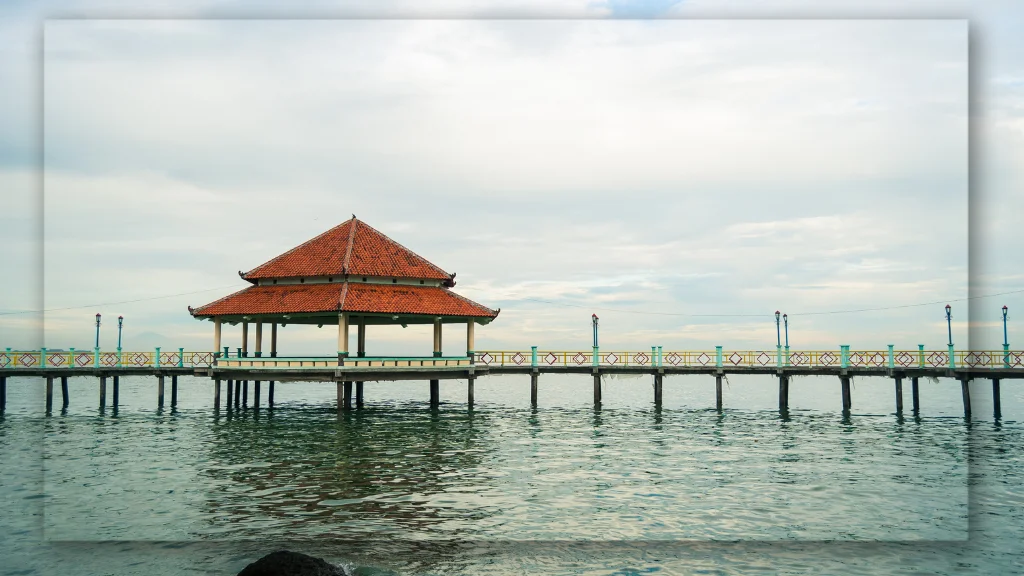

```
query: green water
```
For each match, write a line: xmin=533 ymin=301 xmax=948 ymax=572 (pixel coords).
xmin=1 ymin=373 xmax=1022 ymax=574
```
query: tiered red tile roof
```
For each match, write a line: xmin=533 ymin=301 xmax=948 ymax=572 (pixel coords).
xmin=190 ymin=218 xmax=498 ymax=320
xmin=243 ymin=218 xmax=451 ymax=281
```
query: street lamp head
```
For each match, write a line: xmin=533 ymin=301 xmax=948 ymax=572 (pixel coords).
xmin=1003 ymin=305 xmax=1008 ymax=314
xmin=775 ymin=310 xmax=780 ymax=319
xmin=96 ymin=313 xmax=101 ymax=324
xmin=783 ymin=313 xmax=787 ymax=320
xmin=945 ymin=304 xmax=951 ymax=314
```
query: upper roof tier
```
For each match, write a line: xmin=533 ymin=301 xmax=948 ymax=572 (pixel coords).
xmin=243 ymin=217 xmax=451 ymax=282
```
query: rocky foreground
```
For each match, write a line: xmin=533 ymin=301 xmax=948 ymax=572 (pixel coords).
xmin=237 ymin=551 xmax=348 ymax=576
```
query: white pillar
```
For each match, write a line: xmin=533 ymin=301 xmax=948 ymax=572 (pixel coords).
xmin=467 ymin=321 xmax=475 ymax=355
xmin=214 ymin=318 xmax=222 ymax=355
xmin=255 ymin=322 xmax=263 ymax=356
xmin=338 ymin=313 xmax=349 ymax=357
xmin=357 ymin=321 xmax=366 ymax=357
xmin=271 ymin=323 xmax=278 ymax=357
xmin=241 ymin=321 xmax=249 ymax=356
xmin=433 ymin=319 xmax=442 ymax=357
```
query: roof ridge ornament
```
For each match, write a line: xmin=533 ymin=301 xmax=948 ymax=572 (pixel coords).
xmin=443 ymin=272 xmax=457 ymax=288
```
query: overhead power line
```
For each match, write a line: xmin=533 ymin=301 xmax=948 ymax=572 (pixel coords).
xmin=0 ymin=284 xmax=247 ymax=316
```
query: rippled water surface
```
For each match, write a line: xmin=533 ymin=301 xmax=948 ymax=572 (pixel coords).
xmin=2 ymin=373 xmax=1022 ymax=574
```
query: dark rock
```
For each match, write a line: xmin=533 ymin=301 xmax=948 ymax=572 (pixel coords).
xmin=237 ymin=551 xmax=347 ymax=576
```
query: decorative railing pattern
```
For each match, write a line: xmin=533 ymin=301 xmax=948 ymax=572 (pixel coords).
xmin=1 ymin=348 xmax=1022 ymax=370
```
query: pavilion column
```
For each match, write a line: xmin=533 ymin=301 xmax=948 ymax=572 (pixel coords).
xmin=337 ymin=313 xmax=349 ymax=364
xmin=255 ymin=322 xmax=263 ymax=357
xmin=271 ymin=324 xmax=278 ymax=357
xmin=467 ymin=321 xmax=475 ymax=359
xmin=433 ymin=319 xmax=442 ymax=358
xmin=357 ymin=321 xmax=366 ymax=358
xmin=214 ymin=318 xmax=222 ymax=358
xmin=242 ymin=321 xmax=249 ymax=357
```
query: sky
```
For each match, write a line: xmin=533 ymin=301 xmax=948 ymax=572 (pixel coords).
xmin=0 ymin=0 xmax=1020 ymax=357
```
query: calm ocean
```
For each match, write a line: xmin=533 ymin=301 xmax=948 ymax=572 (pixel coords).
xmin=1 ymin=373 xmax=1021 ymax=575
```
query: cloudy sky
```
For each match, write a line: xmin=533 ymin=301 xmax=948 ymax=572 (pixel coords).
xmin=1 ymin=1 xmax=1020 ymax=356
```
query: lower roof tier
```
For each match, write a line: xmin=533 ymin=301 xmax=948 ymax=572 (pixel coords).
xmin=189 ymin=282 xmax=499 ymax=321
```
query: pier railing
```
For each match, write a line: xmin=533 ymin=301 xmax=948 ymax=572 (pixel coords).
xmin=2 ymin=347 xmax=1022 ymax=371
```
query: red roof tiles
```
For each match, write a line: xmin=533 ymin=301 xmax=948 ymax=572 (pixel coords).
xmin=190 ymin=282 xmax=498 ymax=319
xmin=243 ymin=218 xmax=451 ymax=281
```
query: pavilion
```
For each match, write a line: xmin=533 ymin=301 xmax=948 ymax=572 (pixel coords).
xmin=189 ymin=217 xmax=499 ymax=366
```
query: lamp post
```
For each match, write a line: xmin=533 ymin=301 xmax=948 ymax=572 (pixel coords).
xmin=592 ymin=313 xmax=599 ymax=367
xmin=1003 ymin=305 xmax=1010 ymax=368
xmin=775 ymin=311 xmax=781 ymax=367
xmin=95 ymin=313 xmax=101 ymax=349
xmin=783 ymin=313 xmax=789 ymax=366
xmin=945 ymin=304 xmax=953 ymax=347
xmin=117 ymin=316 xmax=123 ymax=349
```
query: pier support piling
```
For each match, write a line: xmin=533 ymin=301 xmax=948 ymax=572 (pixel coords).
xmin=254 ymin=380 xmax=261 ymax=408
xmin=430 ymin=379 xmax=440 ymax=408
xmin=157 ymin=375 xmax=164 ymax=407
xmin=242 ymin=379 xmax=248 ymax=408
xmin=960 ymin=377 xmax=972 ymax=419
xmin=0 ymin=376 xmax=5 ymax=412
xmin=214 ymin=378 xmax=221 ymax=409
xmin=468 ymin=376 xmax=475 ymax=408
xmin=99 ymin=376 xmax=106 ymax=408
xmin=342 ymin=381 xmax=352 ymax=411
xmin=112 ymin=376 xmax=119 ymax=408
xmin=593 ymin=373 xmax=601 ymax=406
xmin=654 ymin=373 xmax=663 ymax=406
xmin=234 ymin=379 xmax=240 ymax=407
xmin=992 ymin=378 xmax=1001 ymax=419
xmin=46 ymin=376 xmax=53 ymax=413
xmin=716 ymin=375 xmax=723 ymax=411
xmin=171 ymin=375 xmax=178 ymax=407
xmin=336 ymin=381 xmax=343 ymax=412
xmin=61 ymin=376 xmax=69 ymax=409
xmin=778 ymin=374 xmax=789 ymax=411
xmin=894 ymin=376 xmax=903 ymax=413
xmin=840 ymin=376 xmax=852 ymax=412
xmin=268 ymin=381 xmax=275 ymax=407
xmin=356 ymin=382 xmax=363 ymax=409
xmin=531 ymin=372 xmax=539 ymax=407
xmin=911 ymin=377 xmax=920 ymax=414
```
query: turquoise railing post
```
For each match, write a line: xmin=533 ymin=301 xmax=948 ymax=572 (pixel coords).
xmin=117 ymin=347 xmax=122 ymax=367
xmin=658 ymin=346 xmax=663 ymax=367
xmin=41 ymin=347 xmax=47 ymax=369
xmin=531 ymin=346 xmax=538 ymax=367
xmin=223 ymin=346 xmax=230 ymax=359
xmin=69 ymin=347 xmax=75 ymax=369
xmin=178 ymin=347 xmax=184 ymax=367
xmin=94 ymin=346 xmax=100 ymax=368
xmin=840 ymin=345 xmax=849 ymax=368
xmin=715 ymin=346 xmax=723 ymax=368
xmin=887 ymin=344 xmax=894 ymax=369
xmin=948 ymin=343 xmax=955 ymax=369
xmin=785 ymin=344 xmax=790 ymax=366
xmin=651 ymin=346 xmax=657 ymax=367
xmin=155 ymin=347 xmax=161 ymax=368
xmin=918 ymin=344 xmax=925 ymax=368
xmin=593 ymin=345 xmax=599 ymax=367
xmin=1004 ymin=343 xmax=1011 ymax=368
xmin=776 ymin=344 xmax=782 ymax=368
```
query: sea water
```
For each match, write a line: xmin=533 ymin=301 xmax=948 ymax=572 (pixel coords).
xmin=1 ymin=373 xmax=1021 ymax=574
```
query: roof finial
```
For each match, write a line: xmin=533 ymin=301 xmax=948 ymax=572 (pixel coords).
xmin=352 ymin=213 xmax=357 ymax=220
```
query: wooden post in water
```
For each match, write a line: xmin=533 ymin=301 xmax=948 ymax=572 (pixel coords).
xmin=254 ymin=380 xmax=260 ymax=408
xmin=593 ymin=372 xmax=601 ymax=406
xmin=234 ymin=379 xmax=240 ymax=407
xmin=336 ymin=381 xmax=343 ymax=413
xmin=894 ymin=376 xmax=903 ymax=413
xmin=778 ymin=374 xmax=789 ymax=411
xmin=911 ymin=376 xmax=920 ymax=414
xmin=0 ymin=376 xmax=5 ymax=412
xmin=214 ymin=378 xmax=221 ymax=409
xmin=356 ymin=381 xmax=364 ymax=409
xmin=61 ymin=376 xmax=69 ymax=409
xmin=99 ymin=376 xmax=106 ymax=408
xmin=960 ymin=377 xmax=972 ymax=418
xmin=342 ymin=381 xmax=352 ymax=411
xmin=429 ymin=379 xmax=440 ymax=408
xmin=531 ymin=371 xmax=539 ymax=407
xmin=241 ymin=379 xmax=247 ymax=408
xmin=653 ymin=373 xmax=663 ymax=406
xmin=467 ymin=375 xmax=475 ymax=408
xmin=992 ymin=378 xmax=1001 ymax=419
xmin=171 ymin=375 xmax=178 ymax=407
xmin=716 ymin=374 xmax=723 ymax=411
xmin=157 ymin=375 xmax=165 ymax=407
xmin=840 ymin=375 xmax=852 ymax=412
xmin=112 ymin=375 xmax=119 ymax=408
xmin=46 ymin=376 xmax=54 ymax=413
xmin=268 ymin=381 xmax=274 ymax=407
